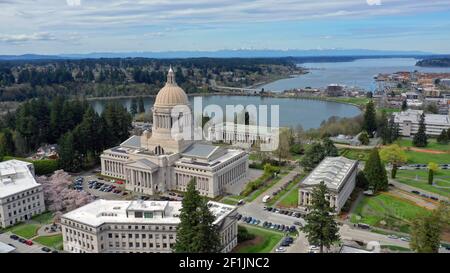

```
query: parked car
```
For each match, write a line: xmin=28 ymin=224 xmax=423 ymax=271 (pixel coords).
xmin=400 ymin=237 xmax=410 ymax=242
xmin=430 ymin=196 xmax=438 ymax=201
xmin=10 ymin=234 xmax=19 ymax=240
xmin=275 ymin=247 xmax=286 ymax=252
xmin=236 ymin=214 xmax=242 ymax=221
xmin=25 ymin=240 xmax=33 ymax=246
xmin=237 ymin=199 xmax=245 ymax=206
xmin=294 ymin=221 xmax=302 ymax=226
xmin=41 ymin=247 xmax=51 ymax=252
xmin=18 ymin=238 xmax=26 ymax=243
xmin=411 ymin=190 xmax=420 ymax=195
xmin=387 ymin=235 xmax=399 ymax=239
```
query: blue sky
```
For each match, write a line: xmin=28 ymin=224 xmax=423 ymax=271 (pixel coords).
xmin=0 ymin=0 xmax=449 ymax=54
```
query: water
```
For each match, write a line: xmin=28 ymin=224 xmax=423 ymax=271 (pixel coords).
xmin=261 ymin=58 xmax=450 ymax=92
xmin=90 ymin=95 xmax=361 ymax=130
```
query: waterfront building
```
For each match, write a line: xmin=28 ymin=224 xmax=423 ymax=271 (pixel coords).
xmin=100 ymin=68 xmax=248 ymax=198
xmin=0 ymin=160 xmax=45 ymax=228
xmin=298 ymin=157 xmax=358 ymax=213
xmin=61 ymin=199 xmax=238 ymax=253
xmin=393 ymin=109 xmax=450 ymax=136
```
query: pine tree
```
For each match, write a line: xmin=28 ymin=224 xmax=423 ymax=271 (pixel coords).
xmin=130 ymin=98 xmax=137 ymax=116
xmin=364 ymin=148 xmax=388 ymax=193
xmin=138 ymin=97 xmax=146 ymax=113
xmin=362 ymin=100 xmax=377 ymax=137
xmin=437 ymin=129 xmax=448 ymax=145
xmin=174 ymin=179 xmax=221 ymax=253
xmin=301 ymin=181 xmax=340 ymax=253
xmin=410 ymin=207 xmax=446 ymax=253
xmin=378 ymin=110 xmax=390 ymax=144
xmin=413 ymin=113 xmax=428 ymax=147
xmin=58 ymin=131 xmax=81 ymax=172
xmin=322 ymin=137 xmax=338 ymax=157
xmin=401 ymin=100 xmax=408 ymax=111
xmin=300 ymin=143 xmax=325 ymax=171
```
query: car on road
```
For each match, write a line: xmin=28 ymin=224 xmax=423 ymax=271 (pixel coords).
xmin=400 ymin=237 xmax=410 ymax=242
xmin=280 ymin=240 xmax=290 ymax=247
xmin=411 ymin=190 xmax=420 ymax=195
xmin=41 ymin=247 xmax=52 ymax=252
xmin=387 ymin=235 xmax=399 ymax=239
xmin=242 ymin=216 xmax=248 ymax=222
xmin=421 ymin=194 xmax=429 ymax=198
xmin=10 ymin=234 xmax=19 ymax=240
xmin=275 ymin=247 xmax=286 ymax=252
xmin=236 ymin=214 xmax=242 ymax=221
xmin=237 ymin=199 xmax=245 ymax=206
xmin=25 ymin=240 xmax=33 ymax=246
xmin=18 ymin=238 xmax=26 ymax=243
xmin=52 ymin=250 xmax=59 ymax=253
xmin=430 ymin=196 xmax=439 ymax=201
xmin=293 ymin=221 xmax=302 ymax=226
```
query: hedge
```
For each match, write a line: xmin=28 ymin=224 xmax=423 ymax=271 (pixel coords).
xmin=3 ymin=156 xmax=59 ymax=175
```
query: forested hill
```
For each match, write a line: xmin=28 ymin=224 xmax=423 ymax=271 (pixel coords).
xmin=0 ymin=58 xmax=298 ymax=102
xmin=416 ymin=57 xmax=450 ymax=67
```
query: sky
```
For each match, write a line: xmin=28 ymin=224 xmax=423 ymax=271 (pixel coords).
xmin=0 ymin=0 xmax=450 ymax=55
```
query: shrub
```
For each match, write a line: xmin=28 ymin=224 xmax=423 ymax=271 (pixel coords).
xmin=237 ymin=226 xmax=256 ymax=243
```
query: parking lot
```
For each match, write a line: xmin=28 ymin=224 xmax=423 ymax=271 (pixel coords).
xmin=0 ymin=232 xmax=56 ymax=253
xmin=74 ymin=175 xmax=130 ymax=200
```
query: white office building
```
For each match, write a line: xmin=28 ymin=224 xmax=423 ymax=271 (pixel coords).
xmin=61 ymin=199 xmax=238 ymax=253
xmin=393 ymin=109 xmax=450 ymax=136
xmin=298 ymin=157 xmax=358 ymax=213
xmin=0 ymin=160 xmax=45 ymax=228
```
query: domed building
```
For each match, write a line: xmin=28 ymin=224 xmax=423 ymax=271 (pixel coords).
xmin=100 ymin=68 xmax=248 ymax=198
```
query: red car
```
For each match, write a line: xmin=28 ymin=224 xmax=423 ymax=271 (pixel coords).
xmin=115 ymin=180 xmax=124 ymax=185
xmin=25 ymin=240 xmax=33 ymax=246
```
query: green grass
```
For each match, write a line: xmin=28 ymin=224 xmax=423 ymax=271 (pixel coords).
xmin=8 ymin=223 xmax=40 ymax=239
xmin=278 ymin=188 xmax=299 ymax=207
xmin=396 ymin=138 xmax=450 ymax=152
xmin=32 ymin=211 xmax=54 ymax=225
xmin=395 ymin=169 xmax=450 ymax=197
xmin=381 ymin=245 xmax=411 ymax=252
xmin=403 ymin=150 xmax=450 ymax=164
xmin=33 ymin=234 xmax=64 ymax=250
xmin=378 ymin=108 xmax=401 ymax=114
xmin=266 ymin=174 xmax=305 ymax=206
xmin=350 ymin=193 xmax=431 ymax=233
xmin=329 ymin=97 xmax=370 ymax=106
xmin=340 ymin=148 xmax=372 ymax=161
xmin=220 ymin=197 xmax=240 ymax=205
xmin=235 ymin=225 xmax=283 ymax=253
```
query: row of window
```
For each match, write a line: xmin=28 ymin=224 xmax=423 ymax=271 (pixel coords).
xmin=107 ymin=232 xmax=174 ymax=240
xmin=5 ymin=195 xmax=41 ymax=210
xmin=3 ymin=187 xmax=41 ymax=203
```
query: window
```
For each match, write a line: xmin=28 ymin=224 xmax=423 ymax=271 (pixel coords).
xmin=134 ymin=211 xmax=143 ymax=218
xmin=144 ymin=212 xmax=153 ymax=218
xmin=108 ymin=233 xmax=112 ymax=238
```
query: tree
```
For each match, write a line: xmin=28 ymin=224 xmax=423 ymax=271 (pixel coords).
xmin=130 ymin=98 xmax=137 ymax=116
xmin=388 ymin=115 xmax=399 ymax=143
xmin=58 ymin=131 xmax=82 ymax=172
xmin=301 ymin=181 xmax=340 ymax=253
xmin=379 ymin=144 xmax=407 ymax=179
xmin=437 ymin=129 xmax=448 ymax=145
xmin=410 ymin=206 xmax=447 ymax=253
xmin=356 ymin=171 xmax=368 ymax=190
xmin=427 ymin=162 xmax=439 ymax=185
xmin=364 ymin=148 xmax=388 ymax=193
xmin=174 ymin=179 xmax=221 ymax=253
xmin=300 ymin=143 xmax=325 ymax=171
xmin=378 ymin=110 xmax=390 ymax=145
xmin=0 ymin=129 xmax=15 ymax=156
xmin=322 ymin=137 xmax=338 ymax=157
xmin=275 ymin=129 xmax=292 ymax=163
xmin=362 ymin=100 xmax=377 ymax=137
xmin=401 ymin=100 xmax=408 ymax=111
xmin=413 ymin=113 xmax=427 ymax=147
xmin=138 ymin=97 xmax=145 ymax=113
xmin=358 ymin=131 xmax=370 ymax=145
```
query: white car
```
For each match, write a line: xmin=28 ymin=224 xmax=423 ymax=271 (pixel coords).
xmin=275 ymin=247 xmax=286 ymax=253
xmin=388 ymin=235 xmax=399 ymax=239
xmin=400 ymin=237 xmax=411 ymax=242
xmin=308 ymin=245 xmax=319 ymax=251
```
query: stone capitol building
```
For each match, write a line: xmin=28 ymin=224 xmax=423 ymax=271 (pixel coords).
xmin=100 ymin=68 xmax=249 ymax=198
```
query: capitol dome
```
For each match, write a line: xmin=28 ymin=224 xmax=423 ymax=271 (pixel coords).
xmin=154 ymin=67 xmax=189 ymax=107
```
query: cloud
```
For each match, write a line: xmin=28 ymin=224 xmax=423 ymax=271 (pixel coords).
xmin=367 ymin=0 xmax=382 ymax=6
xmin=66 ymin=0 xmax=81 ymax=7
xmin=0 ymin=32 xmax=57 ymax=43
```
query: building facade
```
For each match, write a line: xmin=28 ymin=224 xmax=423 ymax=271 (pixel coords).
xmin=0 ymin=160 xmax=45 ymax=228
xmin=298 ymin=157 xmax=358 ymax=213
xmin=393 ymin=109 xmax=450 ymax=136
xmin=100 ymin=68 xmax=248 ymax=198
xmin=61 ymin=200 xmax=238 ymax=253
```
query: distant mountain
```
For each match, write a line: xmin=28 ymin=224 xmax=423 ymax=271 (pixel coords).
xmin=0 ymin=49 xmax=437 ymax=60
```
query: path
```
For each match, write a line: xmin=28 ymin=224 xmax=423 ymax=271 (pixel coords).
xmin=254 ymin=166 xmax=301 ymax=205
xmin=273 ymin=170 xmax=304 ymax=207
xmin=389 ymin=178 xmax=449 ymax=202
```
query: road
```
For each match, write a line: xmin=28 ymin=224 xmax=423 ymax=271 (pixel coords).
xmin=0 ymin=232 xmax=56 ymax=253
xmin=389 ymin=179 xmax=448 ymax=202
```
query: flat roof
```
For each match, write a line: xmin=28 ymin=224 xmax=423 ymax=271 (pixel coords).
xmin=0 ymin=241 xmax=15 ymax=253
xmin=0 ymin=160 xmax=40 ymax=199
xmin=62 ymin=199 xmax=235 ymax=227
xmin=394 ymin=110 xmax=450 ymax=125
xmin=301 ymin=157 xmax=357 ymax=191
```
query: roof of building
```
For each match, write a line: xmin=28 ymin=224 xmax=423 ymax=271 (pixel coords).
xmin=125 ymin=158 xmax=159 ymax=171
xmin=121 ymin=135 xmax=141 ymax=149
xmin=301 ymin=157 xmax=358 ymax=191
xmin=62 ymin=199 xmax=235 ymax=227
xmin=394 ymin=109 xmax=450 ymax=125
xmin=154 ymin=68 xmax=188 ymax=107
xmin=181 ymin=143 xmax=220 ymax=159
xmin=0 ymin=160 xmax=40 ymax=199
xmin=0 ymin=241 xmax=15 ymax=253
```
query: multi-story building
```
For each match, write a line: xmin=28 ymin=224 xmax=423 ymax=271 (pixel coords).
xmin=298 ymin=157 xmax=358 ymax=213
xmin=208 ymin=122 xmax=278 ymax=147
xmin=61 ymin=200 xmax=238 ymax=253
xmin=0 ymin=160 xmax=45 ymax=228
xmin=393 ymin=109 xmax=450 ymax=136
xmin=100 ymin=68 xmax=248 ymax=198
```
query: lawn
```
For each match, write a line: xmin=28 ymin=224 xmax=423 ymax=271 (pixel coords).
xmin=329 ymin=97 xmax=370 ymax=106
xmin=234 ymin=225 xmax=283 ymax=253
xmin=403 ymin=150 xmax=450 ymax=164
xmin=339 ymin=148 xmax=372 ymax=162
xmin=395 ymin=169 xmax=450 ymax=197
xmin=33 ymin=234 xmax=64 ymax=250
xmin=278 ymin=188 xmax=299 ymax=208
xmin=396 ymin=138 xmax=450 ymax=152
xmin=267 ymin=173 xmax=306 ymax=206
xmin=350 ymin=192 xmax=431 ymax=233
xmin=219 ymin=197 xmax=240 ymax=205
xmin=8 ymin=223 xmax=41 ymax=239
xmin=32 ymin=211 xmax=54 ymax=224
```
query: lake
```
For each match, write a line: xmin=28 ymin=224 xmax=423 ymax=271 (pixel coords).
xmin=261 ymin=58 xmax=450 ymax=92
xmin=90 ymin=95 xmax=361 ymax=130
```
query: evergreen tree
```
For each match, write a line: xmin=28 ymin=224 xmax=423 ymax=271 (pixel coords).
xmin=437 ymin=129 xmax=448 ymax=145
xmin=130 ymin=98 xmax=138 ymax=116
xmin=364 ymin=148 xmax=388 ymax=193
xmin=0 ymin=129 xmax=15 ymax=155
xmin=358 ymin=131 xmax=370 ymax=145
xmin=378 ymin=110 xmax=390 ymax=144
xmin=300 ymin=143 xmax=325 ymax=171
xmin=356 ymin=171 xmax=368 ymax=190
xmin=58 ymin=131 xmax=81 ymax=172
xmin=174 ymin=179 xmax=221 ymax=253
xmin=301 ymin=181 xmax=340 ymax=253
xmin=388 ymin=115 xmax=399 ymax=143
xmin=410 ymin=206 xmax=446 ymax=253
xmin=413 ymin=113 xmax=428 ymax=147
xmin=138 ymin=97 xmax=146 ymax=113
xmin=362 ymin=100 xmax=377 ymax=137
xmin=401 ymin=100 xmax=408 ymax=111
xmin=322 ymin=137 xmax=338 ymax=157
